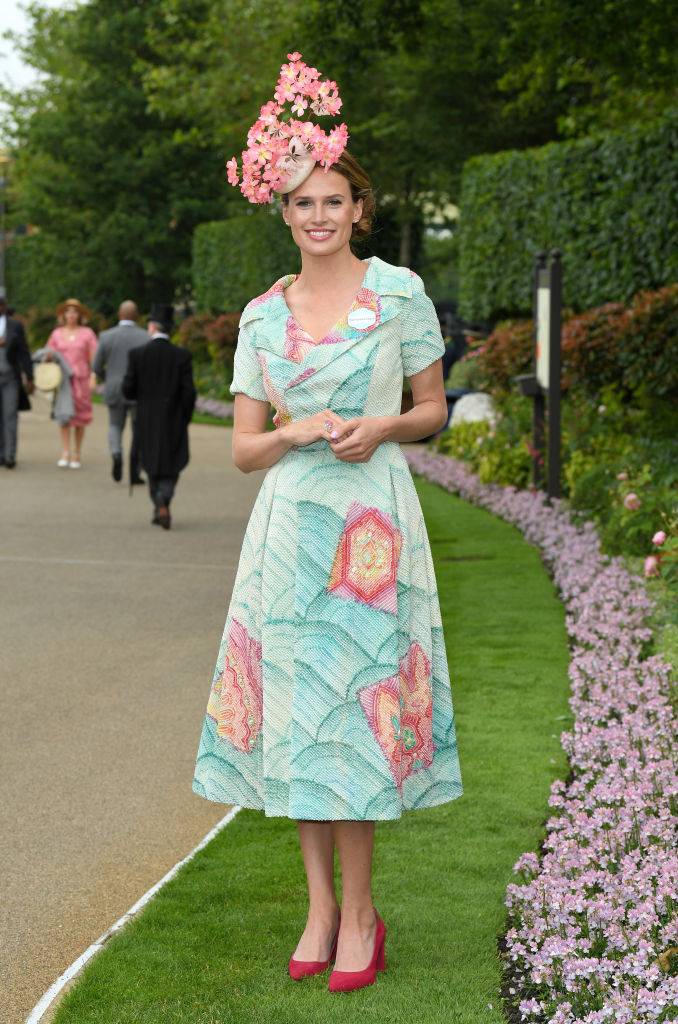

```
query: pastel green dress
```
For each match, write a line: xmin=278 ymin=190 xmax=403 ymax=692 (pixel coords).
xmin=193 ymin=257 xmax=463 ymax=820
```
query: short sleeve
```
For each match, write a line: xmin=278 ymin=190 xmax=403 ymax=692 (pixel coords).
xmin=400 ymin=274 xmax=445 ymax=378
xmin=229 ymin=322 xmax=269 ymax=402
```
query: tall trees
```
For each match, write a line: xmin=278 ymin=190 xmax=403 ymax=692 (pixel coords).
xmin=3 ymin=0 xmax=675 ymax=310
xmin=4 ymin=0 xmax=230 ymax=312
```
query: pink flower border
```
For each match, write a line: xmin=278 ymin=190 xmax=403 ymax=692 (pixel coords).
xmin=404 ymin=448 xmax=677 ymax=1024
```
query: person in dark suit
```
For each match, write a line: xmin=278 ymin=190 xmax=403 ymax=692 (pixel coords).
xmin=122 ymin=303 xmax=196 ymax=529
xmin=0 ymin=296 xmax=34 ymax=469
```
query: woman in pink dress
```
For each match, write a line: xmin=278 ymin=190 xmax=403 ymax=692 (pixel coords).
xmin=46 ymin=298 xmax=98 ymax=468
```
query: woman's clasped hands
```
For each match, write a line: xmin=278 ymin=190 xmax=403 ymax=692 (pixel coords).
xmin=285 ymin=409 xmax=387 ymax=464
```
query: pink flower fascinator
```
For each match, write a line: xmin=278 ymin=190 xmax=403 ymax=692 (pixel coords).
xmin=226 ymin=52 xmax=349 ymax=205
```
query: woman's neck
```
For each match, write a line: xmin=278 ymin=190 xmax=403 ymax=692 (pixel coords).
xmin=295 ymin=247 xmax=365 ymax=292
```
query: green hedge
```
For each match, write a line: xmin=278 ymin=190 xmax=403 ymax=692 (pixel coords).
xmin=457 ymin=110 xmax=678 ymax=322
xmin=192 ymin=212 xmax=299 ymax=313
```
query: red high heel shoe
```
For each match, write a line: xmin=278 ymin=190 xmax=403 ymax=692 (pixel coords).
xmin=328 ymin=912 xmax=386 ymax=993
xmin=288 ymin=919 xmax=340 ymax=981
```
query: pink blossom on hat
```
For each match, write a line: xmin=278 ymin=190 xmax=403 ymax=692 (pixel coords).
xmin=227 ymin=52 xmax=349 ymax=205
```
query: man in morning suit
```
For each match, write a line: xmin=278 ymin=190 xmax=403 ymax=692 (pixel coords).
xmin=93 ymin=299 xmax=148 ymax=484
xmin=122 ymin=303 xmax=196 ymax=530
xmin=0 ymin=296 xmax=34 ymax=469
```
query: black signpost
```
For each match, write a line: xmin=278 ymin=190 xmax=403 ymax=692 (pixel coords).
xmin=515 ymin=250 xmax=562 ymax=500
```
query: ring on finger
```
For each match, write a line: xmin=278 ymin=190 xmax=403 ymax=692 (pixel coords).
xmin=324 ymin=419 xmax=333 ymax=432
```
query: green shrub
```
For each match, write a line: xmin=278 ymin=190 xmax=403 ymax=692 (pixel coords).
xmin=466 ymin=284 xmax=678 ymax=403
xmin=436 ymin=394 xmax=532 ymax=489
xmin=174 ymin=314 xmax=214 ymax=361
xmin=418 ymin=233 xmax=459 ymax=304
xmin=205 ymin=313 xmax=239 ymax=368
xmin=192 ymin=211 xmax=298 ymax=313
xmin=563 ymin=284 xmax=678 ymax=402
xmin=21 ymin=307 xmax=59 ymax=349
xmin=458 ymin=109 xmax=678 ymax=322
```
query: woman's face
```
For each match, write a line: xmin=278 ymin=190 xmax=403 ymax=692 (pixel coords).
xmin=282 ymin=167 xmax=362 ymax=259
xmin=64 ymin=306 xmax=80 ymax=327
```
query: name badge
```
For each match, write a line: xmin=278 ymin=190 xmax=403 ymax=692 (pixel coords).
xmin=347 ymin=307 xmax=378 ymax=330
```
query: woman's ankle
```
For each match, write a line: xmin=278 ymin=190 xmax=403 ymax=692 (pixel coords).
xmin=307 ymin=900 xmax=340 ymax=926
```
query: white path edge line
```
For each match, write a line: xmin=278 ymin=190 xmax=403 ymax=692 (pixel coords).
xmin=25 ymin=805 xmax=242 ymax=1024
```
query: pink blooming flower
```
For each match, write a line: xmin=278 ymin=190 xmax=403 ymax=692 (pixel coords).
xmin=229 ymin=52 xmax=349 ymax=205
xmin=617 ymin=471 xmax=628 ymax=480
xmin=644 ymin=555 xmax=660 ymax=577
xmin=623 ymin=492 xmax=641 ymax=510
xmin=291 ymin=94 xmax=308 ymax=116
xmin=652 ymin=531 xmax=666 ymax=546
xmin=225 ymin=157 xmax=239 ymax=186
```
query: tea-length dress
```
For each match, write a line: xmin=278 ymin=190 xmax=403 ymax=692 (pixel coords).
xmin=47 ymin=326 xmax=98 ymax=427
xmin=193 ymin=256 xmax=463 ymax=820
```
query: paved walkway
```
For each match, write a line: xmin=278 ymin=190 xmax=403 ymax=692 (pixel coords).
xmin=0 ymin=399 xmax=263 ymax=1024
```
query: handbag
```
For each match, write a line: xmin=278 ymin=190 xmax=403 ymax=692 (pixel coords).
xmin=34 ymin=361 xmax=63 ymax=393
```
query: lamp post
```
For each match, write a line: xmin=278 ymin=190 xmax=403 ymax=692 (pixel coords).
xmin=515 ymin=250 xmax=563 ymax=500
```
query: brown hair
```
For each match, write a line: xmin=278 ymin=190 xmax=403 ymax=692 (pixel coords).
xmin=332 ymin=149 xmax=375 ymax=240
xmin=282 ymin=149 xmax=376 ymax=241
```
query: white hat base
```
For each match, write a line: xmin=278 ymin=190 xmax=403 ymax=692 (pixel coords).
xmin=276 ymin=155 xmax=316 ymax=194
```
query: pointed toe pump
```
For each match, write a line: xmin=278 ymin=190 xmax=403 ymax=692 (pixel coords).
xmin=328 ymin=912 xmax=386 ymax=993
xmin=288 ymin=920 xmax=340 ymax=981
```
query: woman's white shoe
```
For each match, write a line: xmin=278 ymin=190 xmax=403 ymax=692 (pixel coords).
xmin=57 ymin=457 xmax=69 ymax=468
xmin=68 ymin=460 xmax=81 ymax=469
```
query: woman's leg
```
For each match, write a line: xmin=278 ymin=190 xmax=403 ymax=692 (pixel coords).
xmin=59 ymin=425 xmax=71 ymax=458
xmin=293 ymin=821 xmax=340 ymax=960
xmin=74 ymin=425 xmax=84 ymax=459
xmin=333 ymin=821 xmax=377 ymax=970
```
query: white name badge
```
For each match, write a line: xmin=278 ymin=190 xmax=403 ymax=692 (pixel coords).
xmin=347 ymin=307 xmax=378 ymax=330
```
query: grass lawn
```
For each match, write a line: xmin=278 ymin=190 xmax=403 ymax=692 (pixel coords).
xmin=52 ymin=475 xmax=571 ymax=1024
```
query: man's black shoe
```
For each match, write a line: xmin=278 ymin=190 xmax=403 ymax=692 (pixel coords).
xmin=112 ymin=454 xmax=123 ymax=482
xmin=5 ymin=459 xmax=16 ymax=469
xmin=157 ymin=506 xmax=171 ymax=530
xmin=130 ymin=474 xmax=145 ymax=486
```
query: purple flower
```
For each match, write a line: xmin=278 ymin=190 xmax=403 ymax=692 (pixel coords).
xmin=405 ymin=449 xmax=677 ymax=1023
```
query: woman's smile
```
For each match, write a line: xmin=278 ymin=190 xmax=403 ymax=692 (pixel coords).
xmin=305 ymin=228 xmax=335 ymax=241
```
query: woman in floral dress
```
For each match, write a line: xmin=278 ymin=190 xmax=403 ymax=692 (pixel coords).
xmin=193 ymin=54 xmax=462 ymax=993
xmin=46 ymin=298 xmax=97 ymax=468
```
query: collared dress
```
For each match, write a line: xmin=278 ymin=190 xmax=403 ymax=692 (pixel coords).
xmin=193 ymin=256 xmax=463 ymax=820
xmin=47 ymin=326 xmax=98 ymax=427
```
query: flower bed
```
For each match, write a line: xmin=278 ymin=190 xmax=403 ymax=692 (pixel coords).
xmin=194 ymin=395 xmax=234 ymax=420
xmin=404 ymin=447 xmax=677 ymax=1024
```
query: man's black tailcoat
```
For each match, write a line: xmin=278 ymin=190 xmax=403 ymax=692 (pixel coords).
xmin=122 ymin=336 xmax=196 ymax=477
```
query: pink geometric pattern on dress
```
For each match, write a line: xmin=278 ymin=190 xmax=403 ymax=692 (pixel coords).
xmin=358 ymin=641 xmax=434 ymax=788
xmin=287 ymin=366 xmax=317 ymax=389
xmin=256 ymin=352 xmax=292 ymax=428
xmin=207 ymin=618 xmax=263 ymax=754
xmin=328 ymin=501 xmax=402 ymax=614
xmin=248 ymin=278 xmax=286 ymax=308
xmin=337 ymin=287 xmax=382 ymax=332
xmin=283 ymin=316 xmax=344 ymax=362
